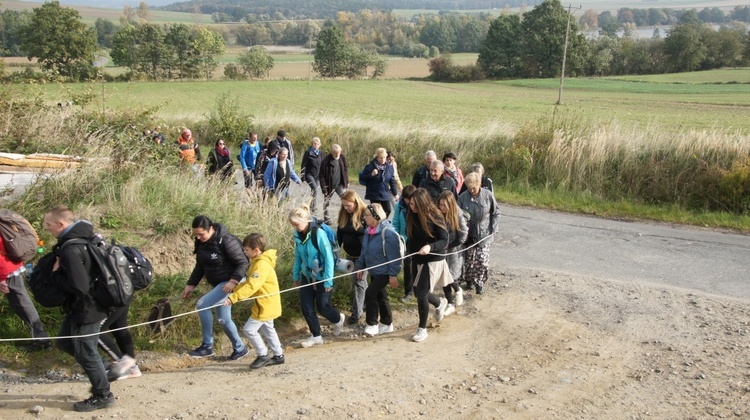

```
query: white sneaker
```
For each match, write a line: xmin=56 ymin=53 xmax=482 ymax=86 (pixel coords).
xmin=378 ymin=323 xmax=394 ymax=334
xmin=455 ymin=287 xmax=464 ymax=306
xmin=332 ymin=313 xmax=345 ymax=337
xmin=364 ymin=324 xmax=379 ymax=336
xmin=300 ymin=335 xmax=324 ymax=348
xmin=435 ymin=298 xmax=448 ymax=322
xmin=117 ymin=364 xmax=141 ymax=381
xmin=444 ymin=304 xmax=455 ymax=317
xmin=412 ymin=328 xmax=428 ymax=342
xmin=109 ymin=355 xmax=136 ymax=378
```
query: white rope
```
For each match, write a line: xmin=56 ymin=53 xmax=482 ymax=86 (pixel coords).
xmin=0 ymin=234 xmax=494 ymax=343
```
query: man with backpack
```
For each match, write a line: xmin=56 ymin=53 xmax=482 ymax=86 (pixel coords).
xmin=0 ymin=211 xmax=51 ymax=351
xmin=43 ymin=205 xmax=115 ymax=412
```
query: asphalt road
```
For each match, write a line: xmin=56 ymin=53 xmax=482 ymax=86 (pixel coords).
xmin=491 ymin=205 xmax=750 ymax=300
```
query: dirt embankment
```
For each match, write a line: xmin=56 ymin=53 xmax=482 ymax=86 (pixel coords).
xmin=1 ymin=267 xmax=749 ymax=419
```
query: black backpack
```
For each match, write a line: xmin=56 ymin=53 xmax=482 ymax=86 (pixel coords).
xmin=27 ymin=252 xmax=67 ymax=308
xmin=118 ymin=245 xmax=154 ymax=291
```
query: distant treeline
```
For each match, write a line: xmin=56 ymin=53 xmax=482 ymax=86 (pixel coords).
xmin=580 ymin=5 xmax=750 ymax=33
xmin=162 ymin=0 xmax=540 ymax=22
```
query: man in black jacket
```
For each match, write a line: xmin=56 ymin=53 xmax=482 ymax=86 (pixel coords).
xmin=43 ymin=205 xmax=114 ymax=412
xmin=319 ymin=144 xmax=349 ymax=223
xmin=411 ymin=150 xmax=436 ymax=187
xmin=419 ymin=160 xmax=457 ymax=202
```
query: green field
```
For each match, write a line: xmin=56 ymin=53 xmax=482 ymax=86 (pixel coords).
xmin=0 ymin=1 xmax=212 ymax=25
xmin=30 ymin=68 xmax=750 ymax=134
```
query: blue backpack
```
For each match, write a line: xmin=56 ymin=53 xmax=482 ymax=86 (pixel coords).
xmin=310 ymin=221 xmax=340 ymax=268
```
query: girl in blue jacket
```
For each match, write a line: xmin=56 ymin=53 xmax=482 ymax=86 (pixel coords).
xmin=289 ymin=204 xmax=345 ymax=348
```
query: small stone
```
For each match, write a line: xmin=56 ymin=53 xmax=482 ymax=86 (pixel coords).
xmin=297 ymin=408 xmax=307 ymax=415
xmin=419 ymin=398 xmax=427 ymax=405
xmin=28 ymin=405 xmax=44 ymax=414
xmin=469 ymin=386 xmax=478 ymax=392
xmin=528 ymin=388 xmax=537 ymax=394
xmin=499 ymin=376 xmax=510 ymax=382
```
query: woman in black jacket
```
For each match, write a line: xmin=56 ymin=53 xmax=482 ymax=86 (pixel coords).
xmin=336 ymin=190 xmax=368 ymax=325
xmin=300 ymin=137 xmax=323 ymax=214
xmin=406 ymin=188 xmax=453 ymax=343
xmin=182 ymin=215 xmax=250 ymax=360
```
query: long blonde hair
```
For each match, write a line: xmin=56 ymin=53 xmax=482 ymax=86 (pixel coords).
xmin=338 ymin=190 xmax=366 ymax=230
xmin=437 ymin=191 xmax=459 ymax=232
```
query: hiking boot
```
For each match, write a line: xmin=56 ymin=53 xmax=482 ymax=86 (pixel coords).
xmin=435 ymin=298 xmax=448 ymax=322
xmin=378 ymin=323 xmax=394 ymax=335
xmin=332 ymin=313 xmax=345 ymax=336
xmin=300 ymin=335 xmax=324 ymax=348
xmin=229 ymin=347 xmax=250 ymax=361
xmin=188 ymin=344 xmax=215 ymax=358
xmin=268 ymin=354 xmax=285 ymax=366
xmin=24 ymin=339 xmax=52 ymax=352
xmin=475 ymin=284 xmax=484 ymax=295
xmin=455 ymin=287 xmax=464 ymax=306
xmin=444 ymin=304 xmax=456 ymax=317
xmin=399 ymin=293 xmax=413 ymax=303
xmin=107 ymin=355 xmax=136 ymax=381
xmin=346 ymin=314 xmax=360 ymax=325
xmin=412 ymin=328 xmax=428 ymax=342
xmin=249 ymin=354 xmax=272 ymax=369
xmin=73 ymin=392 xmax=115 ymax=412
xmin=364 ymin=324 xmax=379 ymax=337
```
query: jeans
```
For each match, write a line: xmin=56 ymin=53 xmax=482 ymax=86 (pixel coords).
xmin=365 ymin=275 xmax=393 ymax=326
xmin=242 ymin=317 xmax=284 ymax=357
xmin=98 ymin=304 xmax=135 ymax=360
xmin=323 ymin=185 xmax=346 ymax=223
xmin=349 ymin=256 xmax=367 ymax=319
xmin=57 ymin=316 xmax=110 ymax=397
xmin=414 ymin=263 xmax=441 ymax=329
xmin=196 ymin=282 xmax=246 ymax=352
xmin=6 ymin=272 xmax=48 ymax=340
xmin=299 ymin=276 xmax=341 ymax=337
xmin=305 ymin=174 xmax=320 ymax=214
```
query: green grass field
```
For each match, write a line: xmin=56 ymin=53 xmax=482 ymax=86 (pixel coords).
xmin=30 ymin=68 xmax=750 ymax=134
xmin=0 ymin=1 xmax=212 ymax=25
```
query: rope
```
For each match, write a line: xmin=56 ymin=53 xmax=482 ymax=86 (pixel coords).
xmin=0 ymin=233 xmax=494 ymax=343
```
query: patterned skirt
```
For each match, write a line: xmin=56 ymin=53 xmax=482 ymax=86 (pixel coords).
xmin=463 ymin=244 xmax=490 ymax=288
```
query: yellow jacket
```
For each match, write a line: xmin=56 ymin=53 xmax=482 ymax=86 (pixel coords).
xmin=228 ymin=249 xmax=281 ymax=321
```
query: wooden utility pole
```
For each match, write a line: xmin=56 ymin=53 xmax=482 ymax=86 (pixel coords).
xmin=556 ymin=4 xmax=581 ymax=105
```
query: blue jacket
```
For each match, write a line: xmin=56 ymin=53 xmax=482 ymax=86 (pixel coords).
xmin=392 ymin=198 xmax=407 ymax=240
xmin=355 ymin=220 xmax=402 ymax=277
xmin=263 ymin=158 xmax=301 ymax=191
xmin=239 ymin=139 xmax=261 ymax=171
xmin=293 ymin=219 xmax=335 ymax=288
xmin=359 ymin=159 xmax=398 ymax=202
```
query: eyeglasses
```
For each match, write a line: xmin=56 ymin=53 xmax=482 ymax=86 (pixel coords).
xmin=366 ymin=205 xmax=381 ymax=221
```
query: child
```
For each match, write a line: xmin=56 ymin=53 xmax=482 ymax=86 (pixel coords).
xmin=223 ymin=233 xmax=285 ymax=369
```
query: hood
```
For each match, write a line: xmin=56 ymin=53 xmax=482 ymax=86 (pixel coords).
xmin=255 ymin=249 xmax=277 ymax=268
xmin=59 ymin=219 xmax=94 ymax=242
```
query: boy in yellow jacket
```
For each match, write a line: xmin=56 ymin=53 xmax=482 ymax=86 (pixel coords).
xmin=223 ymin=233 xmax=284 ymax=369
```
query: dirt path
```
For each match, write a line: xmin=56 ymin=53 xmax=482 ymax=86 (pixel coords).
xmin=2 ymin=266 xmax=749 ymax=419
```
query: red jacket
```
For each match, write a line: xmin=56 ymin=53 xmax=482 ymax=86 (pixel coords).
xmin=0 ymin=236 xmax=23 ymax=280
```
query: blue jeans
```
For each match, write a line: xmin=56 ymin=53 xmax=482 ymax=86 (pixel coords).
xmin=57 ymin=316 xmax=109 ymax=397
xmin=196 ymin=282 xmax=245 ymax=352
xmin=299 ymin=276 xmax=341 ymax=337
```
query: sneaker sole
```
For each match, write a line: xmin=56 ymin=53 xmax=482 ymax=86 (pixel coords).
xmin=189 ymin=353 xmax=215 ymax=358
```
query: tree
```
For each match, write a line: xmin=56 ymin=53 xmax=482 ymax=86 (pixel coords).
xmin=137 ymin=24 xmax=166 ymax=79
xmin=314 ymin=24 xmax=348 ymax=77
xmin=478 ymin=14 xmax=524 ymax=79
xmin=578 ymin=9 xmax=598 ymax=30
xmin=19 ymin=1 xmax=98 ymax=80
xmin=193 ymin=27 xmax=225 ymax=80
xmin=110 ymin=24 xmax=138 ymax=69
xmin=521 ymin=0 xmax=588 ymax=78
xmin=94 ymin=18 xmax=118 ymax=49
xmin=0 ymin=10 xmax=32 ymax=56
xmin=237 ymin=46 xmax=274 ymax=78
xmin=419 ymin=17 xmax=457 ymax=53
xmin=137 ymin=2 xmax=150 ymax=21
xmin=164 ymin=23 xmax=197 ymax=79
xmin=664 ymin=22 xmax=706 ymax=72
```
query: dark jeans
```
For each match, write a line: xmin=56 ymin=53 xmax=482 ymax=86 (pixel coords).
xmin=99 ymin=304 xmax=135 ymax=360
xmin=403 ymin=256 xmax=415 ymax=297
xmin=323 ymin=185 xmax=346 ymax=223
xmin=305 ymin=175 xmax=320 ymax=213
xmin=57 ymin=316 xmax=110 ymax=397
xmin=414 ymin=263 xmax=440 ymax=329
xmin=370 ymin=200 xmax=393 ymax=218
xmin=299 ymin=276 xmax=341 ymax=337
xmin=6 ymin=273 xmax=48 ymax=340
xmin=365 ymin=275 xmax=393 ymax=326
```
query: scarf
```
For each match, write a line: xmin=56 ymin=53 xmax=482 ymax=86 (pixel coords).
xmin=366 ymin=226 xmax=378 ymax=235
xmin=308 ymin=147 xmax=320 ymax=157
xmin=215 ymin=147 xmax=230 ymax=157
